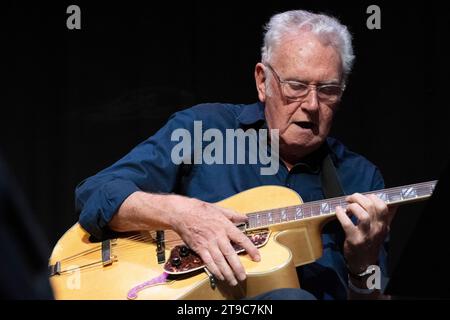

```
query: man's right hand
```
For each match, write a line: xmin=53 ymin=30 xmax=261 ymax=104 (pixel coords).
xmin=110 ymin=192 xmax=261 ymax=287
xmin=168 ymin=197 xmax=261 ymax=286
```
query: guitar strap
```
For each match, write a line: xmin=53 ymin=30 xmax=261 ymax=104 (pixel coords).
xmin=320 ymin=153 xmax=345 ymax=198
xmin=319 ymin=151 xmax=346 ymax=238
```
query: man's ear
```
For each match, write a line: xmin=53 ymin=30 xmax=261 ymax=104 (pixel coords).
xmin=254 ymin=63 xmax=267 ymax=102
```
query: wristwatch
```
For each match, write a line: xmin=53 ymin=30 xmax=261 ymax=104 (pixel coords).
xmin=347 ymin=265 xmax=378 ymax=294
xmin=348 ymin=264 xmax=377 ymax=279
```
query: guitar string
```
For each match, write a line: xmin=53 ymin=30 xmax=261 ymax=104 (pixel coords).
xmin=245 ymin=181 xmax=435 ymax=219
xmin=66 ymin=232 xmax=268 ymax=273
xmin=59 ymin=233 xmax=267 ymax=273
xmin=62 ymin=181 xmax=435 ymax=261
xmin=64 ymin=188 xmax=431 ymax=263
xmin=111 ymin=229 xmax=270 ymax=251
xmin=58 ymin=182 xmax=435 ymax=264
xmin=90 ymin=182 xmax=434 ymax=254
xmin=58 ymin=229 xmax=270 ymax=264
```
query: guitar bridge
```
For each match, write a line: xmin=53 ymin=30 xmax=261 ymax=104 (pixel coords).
xmin=102 ymin=239 xmax=115 ymax=266
xmin=156 ymin=230 xmax=166 ymax=264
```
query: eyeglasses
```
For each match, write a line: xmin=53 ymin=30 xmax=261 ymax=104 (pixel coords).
xmin=265 ymin=64 xmax=345 ymax=104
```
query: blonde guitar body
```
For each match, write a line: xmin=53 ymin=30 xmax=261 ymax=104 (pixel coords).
xmin=50 ymin=185 xmax=334 ymax=300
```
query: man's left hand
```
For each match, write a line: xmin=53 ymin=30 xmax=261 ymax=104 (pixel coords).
xmin=335 ymin=193 xmax=397 ymax=274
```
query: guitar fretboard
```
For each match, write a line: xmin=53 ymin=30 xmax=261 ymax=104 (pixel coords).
xmin=246 ymin=181 xmax=437 ymax=229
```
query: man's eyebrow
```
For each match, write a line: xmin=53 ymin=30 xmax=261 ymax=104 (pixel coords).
xmin=285 ymin=78 xmax=342 ymax=85
xmin=319 ymin=80 xmax=342 ymax=85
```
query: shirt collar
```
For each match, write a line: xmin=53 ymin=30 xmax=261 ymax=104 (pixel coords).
xmin=236 ymin=102 xmax=339 ymax=172
xmin=292 ymin=143 xmax=329 ymax=173
xmin=236 ymin=101 xmax=266 ymax=126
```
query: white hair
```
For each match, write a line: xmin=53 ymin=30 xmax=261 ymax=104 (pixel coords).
xmin=261 ymin=10 xmax=355 ymax=80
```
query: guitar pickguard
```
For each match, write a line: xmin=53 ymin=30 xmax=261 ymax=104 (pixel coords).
xmin=163 ymin=229 xmax=270 ymax=274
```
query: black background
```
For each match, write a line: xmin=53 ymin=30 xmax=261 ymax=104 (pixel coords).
xmin=1 ymin=0 xmax=449 ymax=278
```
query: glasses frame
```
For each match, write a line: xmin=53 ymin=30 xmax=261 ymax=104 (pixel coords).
xmin=265 ymin=64 xmax=346 ymax=103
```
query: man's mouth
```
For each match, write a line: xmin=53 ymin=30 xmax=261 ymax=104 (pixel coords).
xmin=294 ymin=121 xmax=316 ymax=130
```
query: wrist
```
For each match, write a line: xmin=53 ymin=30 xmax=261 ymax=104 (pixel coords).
xmin=164 ymin=194 xmax=194 ymax=229
xmin=132 ymin=192 xmax=184 ymax=230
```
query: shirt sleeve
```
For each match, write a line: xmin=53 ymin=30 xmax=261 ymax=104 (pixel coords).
xmin=75 ymin=109 xmax=195 ymax=240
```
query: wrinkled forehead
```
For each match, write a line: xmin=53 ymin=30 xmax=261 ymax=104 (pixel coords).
xmin=270 ymin=31 xmax=343 ymax=80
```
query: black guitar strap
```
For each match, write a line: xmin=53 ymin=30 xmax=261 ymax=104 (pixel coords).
xmin=319 ymin=152 xmax=346 ymax=238
xmin=320 ymin=153 xmax=345 ymax=198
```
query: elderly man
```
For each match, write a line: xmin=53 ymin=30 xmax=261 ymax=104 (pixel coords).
xmin=76 ymin=10 xmax=395 ymax=299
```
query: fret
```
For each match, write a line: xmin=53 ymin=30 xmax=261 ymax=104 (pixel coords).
xmin=331 ymin=198 xmax=345 ymax=211
xmin=312 ymin=205 xmax=321 ymax=216
xmin=387 ymin=192 xmax=402 ymax=203
xmin=248 ymin=215 xmax=255 ymax=228
xmin=281 ymin=209 xmax=287 ymax=222
xmin=416 ymin=185 xmax=433 ymax=197
xmin=430 ymin=183 xmax=436 ymax=193
xmin=288 ymin=209 xmax=295 ymax=221
xmin=260 ymin=213 xmax=266 ymax=226
xmin=339 ymin=198 xmax=347 ymax=209
xmin=418 ymin=186 xmax=431 ymax=197
xmin=329 ymin=200 xmax=339 ymax=213
xmin=268 ymin=212 xmax=273 ymax=224
xmin=304 ymin=205 xmax=312 ymax=218
xmin=291 ymin=208 xmax=298 ymax=221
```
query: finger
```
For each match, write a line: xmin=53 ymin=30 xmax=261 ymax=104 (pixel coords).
xmin=208 ymin=244 xmax=238 ymax=286
xmin=220 ymin=207 xmax=248 ymax=223
xmin=218 ymin=237 xmax=246 ymax=282
xmin=335 ymin=205 xmax=356 ymax=235
xmin=228 ymin=228 xmax=261 ymax=262
xmin=346 ymin=203 xmax=371 ymax=232
xmin=197 ymin=249 xmax=224 ymax=282
xmin=367 ymin=194 xmax=389 ymax=220
xmin=346 ymin=193 xmax=375 ymax=216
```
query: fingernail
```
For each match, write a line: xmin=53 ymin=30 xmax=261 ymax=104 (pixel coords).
xmin=231 ymin=279 xmax=238 ymax=286
xmin=239 ymin=273 xmax=246 ymax=281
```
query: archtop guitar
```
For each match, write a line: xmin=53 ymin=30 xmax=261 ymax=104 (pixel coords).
xmin=49 ymin=181 xmax=436 ymax=299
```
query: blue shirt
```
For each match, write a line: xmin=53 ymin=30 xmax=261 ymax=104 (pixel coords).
xmin=75 ymin=102 xmax=387 ymax=299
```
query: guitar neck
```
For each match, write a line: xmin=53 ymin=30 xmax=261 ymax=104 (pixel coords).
xmin=246 ymin=180 xmax=438 ymax=230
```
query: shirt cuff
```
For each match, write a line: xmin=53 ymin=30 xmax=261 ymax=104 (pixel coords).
xmin=79 ymin=178 xmax=140 ymax=240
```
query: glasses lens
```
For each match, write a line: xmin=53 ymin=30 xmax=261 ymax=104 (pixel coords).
xmin=283 ymin=82 xmax=309 ymax=99
xmin=318 ymin=85 xmax=343 ymax=102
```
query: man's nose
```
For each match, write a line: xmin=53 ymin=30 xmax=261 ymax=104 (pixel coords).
xmin=301 ymin=87 xmax=320 ymax=111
